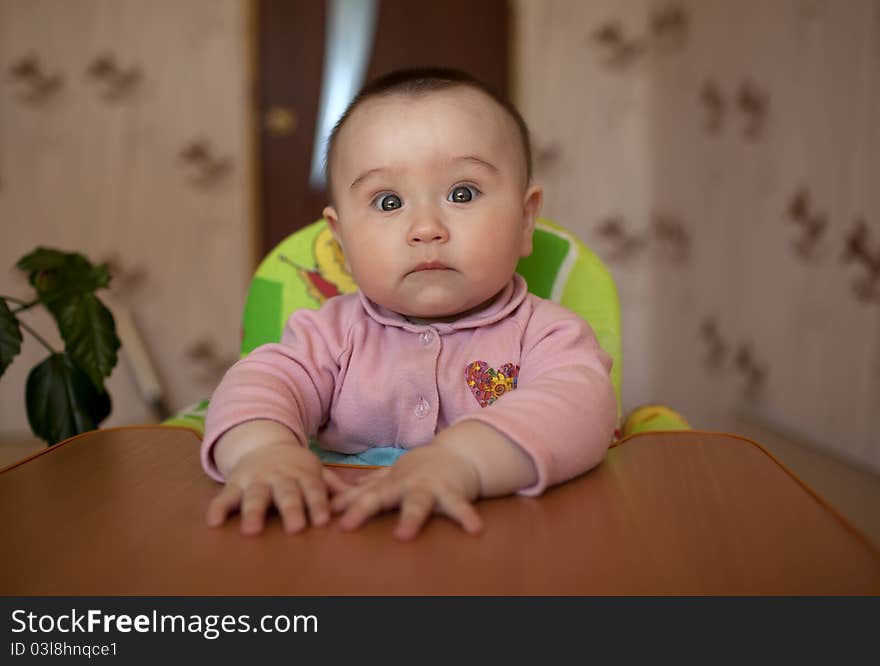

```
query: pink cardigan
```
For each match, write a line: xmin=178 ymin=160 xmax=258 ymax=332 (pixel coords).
xmin=201 ymin=275 xmax=617 ymax=495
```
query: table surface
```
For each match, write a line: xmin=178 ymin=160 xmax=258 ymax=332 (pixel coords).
xmin=1 ymin=426 xmax=877 ymax=595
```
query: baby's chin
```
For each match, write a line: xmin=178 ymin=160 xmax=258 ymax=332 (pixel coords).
xmin=370 ymin=281 xmax=509 ymax=323
xmin=396 ymin=293 xmax=502 ymax=324
xmin=396 ymin=303 xmax=468 ymax=324
xmin=393 ymin=298 xmax=476 ymax=323
xmin=385 ymin=288 xmax=466 ymax=320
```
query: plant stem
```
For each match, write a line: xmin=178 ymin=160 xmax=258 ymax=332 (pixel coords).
xmin=12 ymin=300 xmax=40 ymax=315
xmin=3 ymin=294 xmax=54 ymax=352
xmin=17 ymin=319 xmax=57 ymax=355
xmin=1 ymin=294 xmax=30 ymax=307
xmin=2 ymin=294 xmax=40 ymax=315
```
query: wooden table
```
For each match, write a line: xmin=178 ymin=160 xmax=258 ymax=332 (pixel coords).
xmin=1 ymin=426 xmax=877 ymax=595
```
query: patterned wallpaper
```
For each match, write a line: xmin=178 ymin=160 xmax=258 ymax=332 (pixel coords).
xmin=2 ymin=0 xmax=878 ymax=475
xmin=514 ymin=0 xmax=880 ymax=472
xmin=0 ymin=0 xmax=253 ymax=434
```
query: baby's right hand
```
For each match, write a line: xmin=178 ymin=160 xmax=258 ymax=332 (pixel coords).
xmin=206 ymin=439 xmax=350 ymax=535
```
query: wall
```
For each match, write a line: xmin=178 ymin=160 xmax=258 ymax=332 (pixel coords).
xmin=514 ymin=0 xmax=880 ymax=472
xmin=0 ymin=0 xmax=254 ymax=438
xmin=3 ymin=0 xmax=878 ymax=475
xmin=513 ymin=0 xmax=658 ymax=412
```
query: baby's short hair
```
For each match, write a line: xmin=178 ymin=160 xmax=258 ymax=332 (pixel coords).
xmin=324 ymin=67 xmax=533 ymax=200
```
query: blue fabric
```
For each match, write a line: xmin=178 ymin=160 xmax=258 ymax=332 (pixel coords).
xmin=309 ymin=441 xmax=406 ymax=467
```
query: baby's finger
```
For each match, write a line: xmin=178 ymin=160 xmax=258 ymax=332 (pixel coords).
xmin=297 ymin=474 xmax=331 ymax=526
xmin=338 ymin=487 xmax=392 ymax=531
xmin=206 ymin=484 xmax=243 ymax=527
xmin=394 ymin=489 xmax=435 ymax=540
xmin=357 ymin=468 xmax=390 ymax=485
xmin=321 ymin=467 xmax=352 ymax=495
xmin=329 ymin=483 xmax=366 ymax=513
xmin=330 ymin=472 xmax=389 ymax=511
xmin=240 ymin=482 xmax=272 ymax=535
xmin=437 ymin=493 xmax=483 ymax=535
xmin=271 ymin=478 xmax=307 ymax=533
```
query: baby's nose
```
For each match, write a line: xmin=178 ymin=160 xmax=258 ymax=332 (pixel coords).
xmin=408 ymin=215 xmax=449 ymax=244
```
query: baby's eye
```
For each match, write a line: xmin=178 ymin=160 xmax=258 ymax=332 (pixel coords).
xmin=448 ymin=185 xmax=480 ymax=204
xmin=373 ymin=193 xmax=403 ymax=211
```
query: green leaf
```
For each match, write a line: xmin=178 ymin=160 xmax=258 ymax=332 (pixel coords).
xmin=0 ymin=298 xmax=24 ymax=377
xmin=45 ymin=292 xmax=120 ymax=390
xmin=26 ymin=352 xmax=112 ymax=446
xmin=16 ymin=247 xmax=67 ymax=279
xmin=16 ymin=247 xmax=119 ymax=389
xmin=16 ymin=247 xmax=111 ymax=300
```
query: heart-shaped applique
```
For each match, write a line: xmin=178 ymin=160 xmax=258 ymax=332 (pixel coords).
xmin=466 ymin=360 xmax=519 ymax=407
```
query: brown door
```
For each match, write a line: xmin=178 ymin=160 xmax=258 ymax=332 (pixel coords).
xmin=256 ymin=0 xmax=510 ymax=255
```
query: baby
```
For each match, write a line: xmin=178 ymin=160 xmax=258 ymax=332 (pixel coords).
xmin=201 ymin=68 xmax=617 ymax=539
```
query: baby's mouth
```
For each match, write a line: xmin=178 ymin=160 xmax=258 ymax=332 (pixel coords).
xmin=410 ymin=261 xmax=451 ymax=273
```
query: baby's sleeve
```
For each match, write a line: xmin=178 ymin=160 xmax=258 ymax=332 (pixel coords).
xmin=200 ymin=299 xmax=351 ymax=481
xmin=456 ymin=300 xmax=618 ymax=496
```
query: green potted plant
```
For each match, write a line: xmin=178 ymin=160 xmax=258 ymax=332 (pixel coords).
xmin=0 ymin=248 xmax=120 ymax=445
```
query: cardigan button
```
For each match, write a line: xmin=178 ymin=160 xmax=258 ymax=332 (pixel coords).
xmin=419 ymin=330 xmax=435 ymax=345
xmin=414 ymin=397 xmax=431 ymax=418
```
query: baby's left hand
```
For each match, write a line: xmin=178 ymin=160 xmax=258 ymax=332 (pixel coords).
xmin=330 ymin=444 xmax=483 ymax=539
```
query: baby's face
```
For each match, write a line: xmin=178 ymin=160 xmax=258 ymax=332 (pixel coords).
xmin=323 ymin=87 xmax=542 ymax=321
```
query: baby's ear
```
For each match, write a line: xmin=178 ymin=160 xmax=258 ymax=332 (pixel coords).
xmin=323 ymin=206 xmax=352 ymax=271
xmin=323 ymin=206 xmax=342 ymax=245
xmin=519 ymin=185 xmax=543 ymax=256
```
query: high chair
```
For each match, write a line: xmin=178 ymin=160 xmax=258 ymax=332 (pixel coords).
xmin=164 ymin=218 xmax=689 ymax=457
